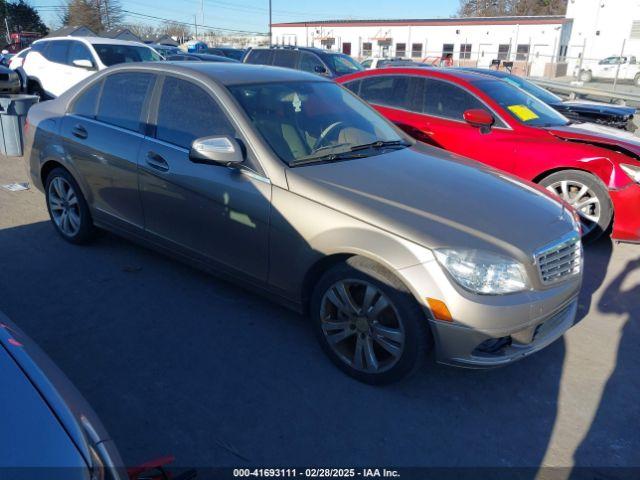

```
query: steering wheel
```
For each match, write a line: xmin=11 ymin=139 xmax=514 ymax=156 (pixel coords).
xmin=314 ymin=121 xmax=345 ymax=151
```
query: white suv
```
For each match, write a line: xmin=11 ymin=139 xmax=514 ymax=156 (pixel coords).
xmin=23 ymin=36 xmax=161 ymax=98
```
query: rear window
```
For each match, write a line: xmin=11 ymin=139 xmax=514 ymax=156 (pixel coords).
xmin=245 ymin=49 xmax=273 ymax=65
xmin=93 ymin=44 xmax=161 ymax=66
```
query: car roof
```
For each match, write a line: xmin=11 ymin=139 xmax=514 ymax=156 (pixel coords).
xmin=456 ymin=67 xmax=511 ymax=78
xmin=114 ymin=61 xmax=329 ymax=85
xmin=35 ymin=36 xmax=152 ymax=47
xmin=251 ymin=46 xmax=344 ymax=55
xmin=349 ymin=66 xmax=498 ymax=83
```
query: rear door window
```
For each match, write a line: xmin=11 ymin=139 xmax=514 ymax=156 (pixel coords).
xmin=273 ymin=50 xmax=298 ymax=69
xmin=155 ymin=76 xmax=235 ymax=149
xmin=45 ymin=41 xmax=71 ymax=64
xmin=359 ymin=75 xmax=412 ymax=110
xmin=97 ymin=72 xmax=155 ymax=132
xmin=245 ymin=49 xmax=273 ymax=65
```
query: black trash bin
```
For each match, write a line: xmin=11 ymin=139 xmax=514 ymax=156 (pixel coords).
xmin=0 ymin=94 xmax=39 ymax=157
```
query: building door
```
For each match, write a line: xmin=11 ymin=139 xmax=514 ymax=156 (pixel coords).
xmin=342 ymin=42 xmax=351 ymax=55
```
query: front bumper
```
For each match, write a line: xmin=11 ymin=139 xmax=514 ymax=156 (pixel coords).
xmin=430 ymin=297 xmax=577 ymax=368
xmin=398 ymin=256 xmax=581 ymax=368
xmin=611 ymin=182 xmax=640 ymax=242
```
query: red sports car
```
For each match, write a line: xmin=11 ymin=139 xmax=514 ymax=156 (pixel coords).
xmin=338 ymin=68 xmax=640 ymax=242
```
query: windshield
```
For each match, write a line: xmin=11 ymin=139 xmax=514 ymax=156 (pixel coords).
xmin=221 ymin=49 xmax=244 ymax=61
xmin=473 ymin=79 xmax=569 ymax=127
xmin=228 ymin=81 xmax=405 ymax=165
xmin=500 ymin=75 xmax=562 ymax=105
xmin=93 ymin=44 xmax=161 ymax=66
xmin=326 ymin=54 xmax=364 ymax=75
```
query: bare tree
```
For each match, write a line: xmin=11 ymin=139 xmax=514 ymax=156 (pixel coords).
xmin=60 ymin=0 xmax=123 ymax=31
xmin=458 ymin=0 xmax=567 ymax=17
xmin=125 ymin=22 xmax=157 ymax=39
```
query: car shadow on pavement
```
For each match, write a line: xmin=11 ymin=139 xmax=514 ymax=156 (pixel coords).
xmin=571 ymin=246 xmax=640 ymax=477
xmin=0 ymin=219 xmax=621 ymax=473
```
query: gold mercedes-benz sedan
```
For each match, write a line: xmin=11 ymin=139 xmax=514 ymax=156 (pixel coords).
xmin=25 ymin=62 xmax=582 ymax=383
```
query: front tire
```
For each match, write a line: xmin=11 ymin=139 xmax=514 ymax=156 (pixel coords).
xmin=539 ymin=170 xmax=613 ymax=243
xmin=579 ymin=70 xmax=592 ymax=82
xmin=45 ymin=167 xmax=95 ymax=244
xmin=311 ymin=257 xmax=431 ymax=384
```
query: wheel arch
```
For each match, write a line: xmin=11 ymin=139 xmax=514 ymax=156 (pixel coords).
xmin=39 ymin=159 xmax=93 ymax=206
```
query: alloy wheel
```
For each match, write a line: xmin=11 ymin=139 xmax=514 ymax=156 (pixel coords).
xmin=48 ymin=177 xmax=82 ymax=237
xmin=546 ymin=180 xmax=601 ymax=236
xmin=319 ymin=279 xmax=405 ymax=374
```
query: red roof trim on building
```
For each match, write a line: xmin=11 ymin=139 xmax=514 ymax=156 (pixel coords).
xmin=271 ymin=16 xmax=568 ymax=28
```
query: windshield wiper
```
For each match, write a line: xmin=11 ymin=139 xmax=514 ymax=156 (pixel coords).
xmin=289 ymin=151 xmax=368 ymax=167
xmin=349 ymin=140 xmax=411 ymax=152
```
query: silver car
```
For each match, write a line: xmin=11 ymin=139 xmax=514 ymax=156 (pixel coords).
xmin=24 ymin=63 xmax=583 ymax=384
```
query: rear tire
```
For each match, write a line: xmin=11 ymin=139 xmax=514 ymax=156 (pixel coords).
xmin=539 ymin=170 xmax=613 ymax=243
xmin=45 ymin=167 xmax=95 ymax=244
xmin=311 ymin=256 xmax=431 ymax=385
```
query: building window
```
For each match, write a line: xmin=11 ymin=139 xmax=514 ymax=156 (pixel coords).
xmin=442 ymin=43 xmax=454 ymax=56
xmin=460 ymin=43 xmax=472 ymax=60
xmin=411 ymin=43 xmax=423 ymax=58
xmin=497 ymin=44 xmax=511 ymax=60
xmin=631 ymin=20 xmax=640 ymax=39
xmin=396 ymin=43 xmax=406 ymax=57
xmin=516 ymin=44 xmax=530 ymax=61
xmin=362 ymin=42 xmax=372 ymax=57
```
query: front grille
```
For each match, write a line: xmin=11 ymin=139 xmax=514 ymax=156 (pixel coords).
xmin=0 ymin=73 xmax=9 ymax=81
xmin=534 ymin=232 xmax=582 ymax=285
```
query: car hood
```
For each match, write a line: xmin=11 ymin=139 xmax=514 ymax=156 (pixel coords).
xmin=285 ymin=144 xmax=575 ymax=260
xmin=557 ymin=100 xmax=636 ymax=117
xmin=547 ymin=123 xmax=640 ymax=158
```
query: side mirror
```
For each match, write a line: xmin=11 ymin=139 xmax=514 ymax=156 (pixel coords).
xmin=189 ymin=136 xmax=244 ymax=166
xmin=72 ymin=59 xmax=95 ymax=70
xmin=463 ymin=109 xmax=494 ymax=130
xmin=314 ymin=65 xmax=328 ymax=74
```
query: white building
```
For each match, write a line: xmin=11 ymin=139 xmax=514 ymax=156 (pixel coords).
xmin=271 ymin=16 xmax=572 ymax=76
xmin=565 ymin=0 xmax=640 ymax=66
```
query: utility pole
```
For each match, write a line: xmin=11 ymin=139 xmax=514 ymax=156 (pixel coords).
xmin=269 ymin=0 xmax=272 ymax=45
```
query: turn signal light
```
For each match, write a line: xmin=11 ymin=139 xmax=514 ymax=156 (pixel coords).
xmin=427 ymin=298 xmax=453 ymax=322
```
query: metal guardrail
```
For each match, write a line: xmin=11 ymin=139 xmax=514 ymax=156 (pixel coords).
xmin=530 ymin=78 xmax=640 ymax=106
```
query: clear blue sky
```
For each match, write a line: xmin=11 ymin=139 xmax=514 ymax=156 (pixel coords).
xmin=35 ymin=0 xmax=461 ymax=34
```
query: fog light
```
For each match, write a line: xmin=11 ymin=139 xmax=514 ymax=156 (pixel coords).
xmin=426 ymin=298 xmax=453 ymax=322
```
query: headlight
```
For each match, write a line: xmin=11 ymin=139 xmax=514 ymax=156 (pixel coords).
xmin=434 ymin=249 xmax=529 ymax=295
xmin=620 ymin=163 xmax=640 ymax=183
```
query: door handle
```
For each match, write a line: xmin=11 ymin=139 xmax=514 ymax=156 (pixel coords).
xmin=71 ymin=124 xmax=88 ymax=139
xmin=145 ymin=151 xmax=169 ymax=172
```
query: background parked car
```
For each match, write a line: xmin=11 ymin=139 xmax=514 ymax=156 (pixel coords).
xmin=243 ymin=46 xmax=363 ymax=78
xmin=578 ymin=55 xmax=640 ymax=85
xmin=361 ymin=57 xmax=428 ymax=69
xmin=25 ymin=62 xmax=582 ymax=384
xmin=23 ymin=36 xmax=161 ymax=99
xmin=148 ymin=43 xmax=181 ymax=57
xmin=0 ymin=64 xmax=21 ymax=93
xmin=459 ymin=67 xmax=636 ymax=130
xmin=339 ymin=68 xmax=640 ymax=242
xmin=0 ymin=311 xmax=195 ymax=479
xmin=0 ymin=310 xmax=127 ymax=479
xmin=165 ymin=52 xmax=240 ymax=63
xmin=203 ymin=47 xmax=245 ymax=61
xmin=8 ymin=47 xmax=30 ymax=70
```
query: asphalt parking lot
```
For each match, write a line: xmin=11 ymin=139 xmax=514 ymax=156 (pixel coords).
xmin=0 ymin=155 xmax=638 ymax=473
